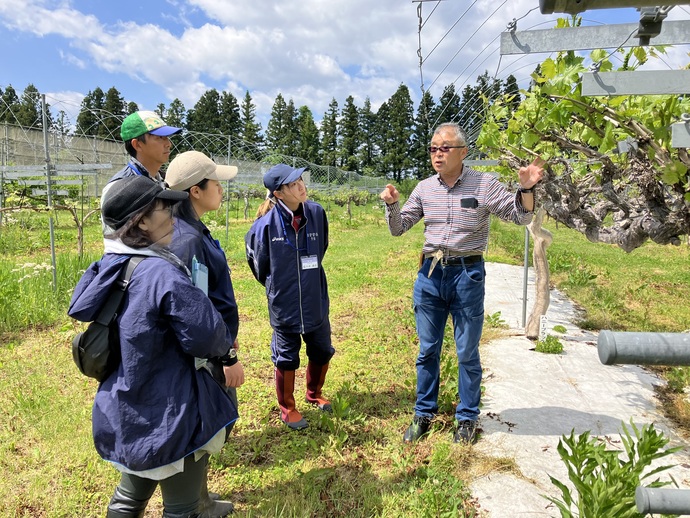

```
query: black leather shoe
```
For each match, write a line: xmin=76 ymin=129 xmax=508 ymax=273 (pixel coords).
xmin=453 ymin=420 xmax=477 ymax=444
xmin=403 ymin=416 xmax=432 ymax=443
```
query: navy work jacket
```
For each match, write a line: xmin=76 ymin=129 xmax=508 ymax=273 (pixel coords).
xmin=68 ymin=253 xmax=237 ymax=471
xmin=245 ymin=200 xmax=329 ymax=334
xmin=170 ymin=217 xmax=239 ymax=343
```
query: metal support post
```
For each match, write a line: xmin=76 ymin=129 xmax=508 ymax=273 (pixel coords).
xmin=522 ymin=227 xmax=530 ymax=327
xmin=42 ymin=95 xmax=58 ymax=291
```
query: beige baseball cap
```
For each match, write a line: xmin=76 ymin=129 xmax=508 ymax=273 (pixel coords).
xmin=165 ymin=150 xmax=238 ymax=191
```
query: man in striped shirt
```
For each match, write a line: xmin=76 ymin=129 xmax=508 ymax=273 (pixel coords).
xmin=380 ymin=122 xmax=544 ymax=444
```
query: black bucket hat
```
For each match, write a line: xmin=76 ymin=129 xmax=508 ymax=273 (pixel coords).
xmin=102 ymin=176 xmax=188 ymax=230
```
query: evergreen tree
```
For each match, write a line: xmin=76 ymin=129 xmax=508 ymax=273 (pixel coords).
xmin=163 ymin=99 xmax=188 ymax=153
xmin=166 ymin=98 xmax=186 ymax=129
xmin=76 ymin=87 xmax=105 ymax=136
xmin=457 ymin=84 xmax=477 ymax=135
xmin=373 ymin=100 xmax=390 ymax=178
xmin=187 ymin=89 xmax=222 ymax=134
xmin=319 ymin=98 xmax=339 ymax=167
xmin=219 ymin=91 xmax=241 ymax=138
xmin=358 ymin=97 xmax=377 ymax=174
xmin=187 ymin=89 xmax=223 ymax=155
xmin=126 ymin=101 xmax=139 ymax=114
xmin=338 ymin=95 xmax=360 ymax=172
xmin=265 ymin=93 xmax=288 ymax=153
xmin=283 ymin=99 xmax=299 ymax=156
xmin=503 ymin=74 xmax=521 ymax=115
xmin=411 ymin=90 xmax=436 ymax=179
xmin=379 ymin=84 xmax=414 ymax=182
xmin=457 ymin=72 xmax=504 ymax=145
xmin=295 ymin=105 xmax=319 ymax=163
xmin=101 ymin=87 xmax=126 ymax=140
xmin=16 ymin=84 xmax=45 ymax=128
xmin=0 ymin=85 xmax=20 ymax=124
xmin=432 ymin=84 xmax=461 ymax=128
xmin=240 ymin=91 xmax=263 ymax=151
xmin=54 ymin=110 xmax=72 ymax=138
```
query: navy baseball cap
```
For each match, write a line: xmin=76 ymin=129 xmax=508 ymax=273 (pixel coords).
xmin=263 ymin=164 xmax=306 ymax=194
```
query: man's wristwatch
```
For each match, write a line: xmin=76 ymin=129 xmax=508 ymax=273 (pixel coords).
xmin=518 ymin=186 xmax=534 ymax=194
xmin=219 ymin=348 xmax=238 ymax=367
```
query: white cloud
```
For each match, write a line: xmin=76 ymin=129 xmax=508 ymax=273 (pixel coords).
xmin=1 ymin=0 xmax=689 ymax=130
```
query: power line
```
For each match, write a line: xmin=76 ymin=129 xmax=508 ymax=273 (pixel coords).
xmin=427 ymin=0 xmax=508 ymax=92
xmin=422 ymin=0 xmax=480 ymax=65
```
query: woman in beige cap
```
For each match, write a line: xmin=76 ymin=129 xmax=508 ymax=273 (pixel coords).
xmin=165 ymin=150 xmax=243 ymax=517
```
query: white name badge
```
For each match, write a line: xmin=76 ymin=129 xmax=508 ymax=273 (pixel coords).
xmin=301 ymin=255 xmax=319 ymax=270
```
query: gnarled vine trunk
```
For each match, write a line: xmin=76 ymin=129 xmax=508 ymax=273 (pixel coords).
xmin=526 ymin=208 xmax=553 ymax=339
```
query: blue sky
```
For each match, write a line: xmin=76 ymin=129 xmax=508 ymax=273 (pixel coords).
xmin=1 ymin=1 xmax=688 ymax=130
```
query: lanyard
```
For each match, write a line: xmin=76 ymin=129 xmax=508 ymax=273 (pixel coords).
xmin=128 ymin=161 xmax=146 ymax=176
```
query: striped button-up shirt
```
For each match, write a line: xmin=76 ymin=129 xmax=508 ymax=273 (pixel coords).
xmin=385 ymin=167 xmax=533 ymax=255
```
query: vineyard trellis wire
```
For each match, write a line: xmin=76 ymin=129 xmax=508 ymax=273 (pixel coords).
xmin=0 ymin=121 xmax=388 ymax=206
xmin=0 ymin=116 xmax=388 ymax=291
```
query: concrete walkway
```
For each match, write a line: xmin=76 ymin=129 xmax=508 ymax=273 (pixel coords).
xmin=472 ymin=262 xmax=690 ymax=517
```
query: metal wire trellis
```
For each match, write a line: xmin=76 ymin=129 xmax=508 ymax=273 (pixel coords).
xmin=0 ymin=121 xmax=388 ymax=207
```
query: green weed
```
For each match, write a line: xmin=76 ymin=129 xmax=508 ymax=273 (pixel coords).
xmin=535 ymin=335 xmax=564 ymax=354
xmin=665 ymin=367 xmax=690 ymax=393
xmin=566 ymin=266 xmax=597 ymax=288
xmin=485 ymin=311 xmax=507 ymax=329
xmin=546 ymin=421 xmax=679 ymax=518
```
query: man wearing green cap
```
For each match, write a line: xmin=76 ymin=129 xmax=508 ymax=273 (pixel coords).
xmin=104 ymin=110 xmax=181 ymax=187
xmin=101 ymin=110 xmax=183 ymax=231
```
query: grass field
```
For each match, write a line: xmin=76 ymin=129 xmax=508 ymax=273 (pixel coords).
xmin=0 ymin=199 xmax=688 ymax=516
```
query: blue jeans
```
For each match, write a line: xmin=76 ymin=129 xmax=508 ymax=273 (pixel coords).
xmin=412 ymin=258 xmax=485 ymax=422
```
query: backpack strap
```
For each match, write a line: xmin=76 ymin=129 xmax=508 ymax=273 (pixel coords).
xmin=93 ymin=256 xmax=146 ymax=326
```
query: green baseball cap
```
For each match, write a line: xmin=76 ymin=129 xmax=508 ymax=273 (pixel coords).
xmin=120 ymin=110 xmax=182 ymax=141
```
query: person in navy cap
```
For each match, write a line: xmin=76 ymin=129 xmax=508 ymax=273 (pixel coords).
xmin=245 ymin=164 xmax=335 ymax=430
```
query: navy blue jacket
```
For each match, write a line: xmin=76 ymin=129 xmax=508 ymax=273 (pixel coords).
xmin=109 ymin=161 xmax=163 ymax=184
xmin=170 ymin=217 xmax=239 ymax=343
xmin=245 ymin=201 xmax=329 ymax=334
xmin=68 ymin=253 xmax=237 ymax=471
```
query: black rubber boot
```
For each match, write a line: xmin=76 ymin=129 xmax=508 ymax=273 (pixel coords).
xmin=106 ymin=487 xmax=149 ymax=518
xmin=198 ymin=471 xmax=234 ymax=517
xmin=198 ymin=499 xmax=235 ymax=517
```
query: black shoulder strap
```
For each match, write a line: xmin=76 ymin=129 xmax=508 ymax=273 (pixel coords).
xmin=93 ymin=256 xmax=146 ymax=326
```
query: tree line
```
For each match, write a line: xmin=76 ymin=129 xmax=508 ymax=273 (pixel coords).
xmin=0 ymin=74 xmax=521 ymax=181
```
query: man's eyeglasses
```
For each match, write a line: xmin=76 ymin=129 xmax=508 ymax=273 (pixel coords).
xmin=428 ymin=145 xmax=466 ymax=154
